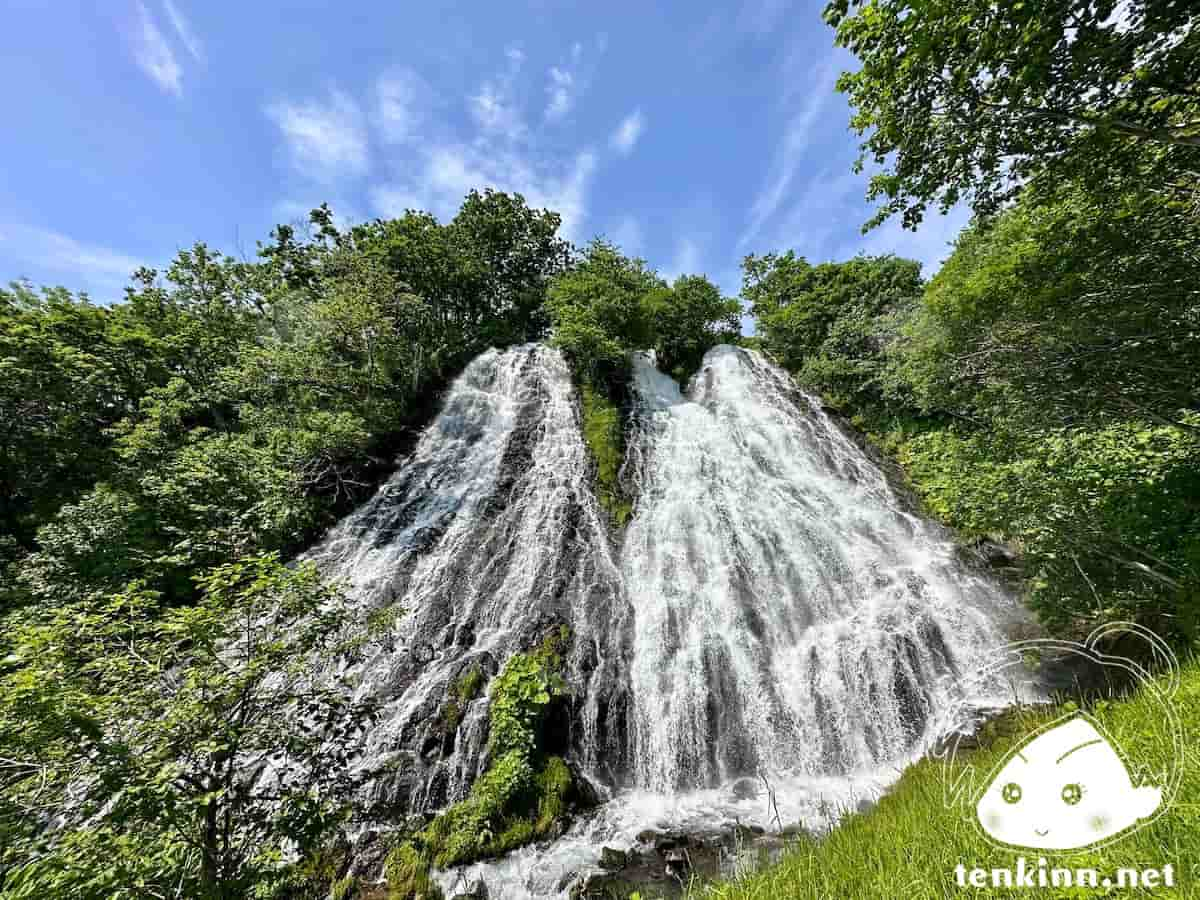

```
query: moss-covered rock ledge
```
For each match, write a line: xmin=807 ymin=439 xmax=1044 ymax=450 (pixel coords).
xmin=384 ymin=626 xmax=587 ymax=899
xmin=580 ymin=382 xmax=632 ymax=528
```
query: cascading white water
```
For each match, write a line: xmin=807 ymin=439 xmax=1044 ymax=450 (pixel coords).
xmin=622 ymin=345 xmax=1019 ymax=793
xmin=305 ymin=341 xmax=1028 ymax=898
xmin=305 ymin=344 xmax=629 ymax=814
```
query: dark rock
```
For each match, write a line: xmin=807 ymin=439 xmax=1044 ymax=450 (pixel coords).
xmin=569 ymin=870 xmax=637 ymax=900
xmin=635 ymin=828 xmax=660 ymax=845
xmin=973 ymin=538 xmax=1020 ymax=569
xmin=731 ymin=777 xmax=759 ymax=800
xmin=664 ymin=847 xmax=690 ymax=878
xmin=419 ymin=734 xmax=442 ymax=762
xmin=654 ymin=833 xmax=685 ymax=854
xmin=599 ymin=847 xmax=627 ymax=870
xmin=346 ymin=829 xmax=389 ymax=880
xmin=780 ymin=823 xmax=805 ymax=838
xmin=454 ymin=622 xmax=476 ymax=647
xmin=733 ymin=823 xmax=758 ymax=844
xmin=569 ymin=766 xmax=605 ymax=809
xmin=557 ymin=870 xmax=579 ymax=893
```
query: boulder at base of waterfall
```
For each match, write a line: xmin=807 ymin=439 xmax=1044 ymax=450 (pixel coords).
xmin=599 ymin=847 xmax=627 ymax=870
xmin=731 ymin=777 xmax=759 ymax=800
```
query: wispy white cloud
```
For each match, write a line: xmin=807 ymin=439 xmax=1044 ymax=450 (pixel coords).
xmin=841 ymin=204 xmax=970 ymax=275
xmin=266 ymin=89 xmax=369 ymax=182
xmin=470 ymin=82 xmax=526 ymax=141
xmin=660 ymin=237 xmax=702 ymax=282
xmin=737 ymin=61 xmax=840 ymax=251
xmin=765 ymin=162 xmax=968 ymax=277
xmin=544 ymin=41 xmax=591 ymax=121
xmin=373 ymin=145 xmax=597 ymax=242
xmin=130 ymin=1 xmax=183 ymax=96
xmin=371 ymin=48 xmax=602 ymax=242
xmin=608 ymin=216 xmax=643 ymax=255
xmin=545 ymin=66 xmax=575 ymax=120
xmin=470 ymin=45 xmax=527 ymax=141
xmin=0 ymin=223 xmax=143 ymax=296
xmin=162 ymin=0 xmax=203 ymax=63
xmin=610 ymin=109 xmax=645 ymax=155
xmin=375 ymin=68 xmax=432 ymax=144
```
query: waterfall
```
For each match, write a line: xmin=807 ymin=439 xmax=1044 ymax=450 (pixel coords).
xmin=305 ymin=342 xmax=1025 ymax=897
xmin=306 ymin=344 xmax=630 ymax=813
xmin=622 ymin=345 xmax=1017 ymax=793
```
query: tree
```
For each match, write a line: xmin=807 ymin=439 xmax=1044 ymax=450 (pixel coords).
xmin=744 ymin=252 xmax=923 ymax=408
xmin=351 ymin=189 xmax=570 ymax=358
xmin=825 ymin=0 xmax=1200 ymax=228
xmin=892 ymin=187 xmax=1200 ymax=430
xmin=646 ymin=276 xmax=742 ymax=383
xmin=0 ymin=284 xmax=161 ymax=557
xmin=545 ymin=240 xmax=661 ymax=387
xmin=447 ymin=189 xmax=572 ymax=344
xmin=1 ymin=555 xmax=377 ymax=899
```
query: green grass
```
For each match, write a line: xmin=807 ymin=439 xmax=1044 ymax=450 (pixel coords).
xmin=580 ymin=381 xmax=632 ymax=527
xmin=701 ymin=660 xmax=1200 ymax=900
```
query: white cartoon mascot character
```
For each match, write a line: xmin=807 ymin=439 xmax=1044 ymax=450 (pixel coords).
xmin=976 ymin=713 xmax=1162 ymax=850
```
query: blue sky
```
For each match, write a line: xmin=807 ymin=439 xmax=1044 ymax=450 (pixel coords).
xmin=0 ymin=0 xmax=969 ymax=305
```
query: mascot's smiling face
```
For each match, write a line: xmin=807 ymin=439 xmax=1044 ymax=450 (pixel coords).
xmin=976 ymin=715 xmax=1161 ymax=850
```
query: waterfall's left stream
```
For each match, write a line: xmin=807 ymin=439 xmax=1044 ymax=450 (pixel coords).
xmin=303 ymin=344 xmax=632 ymax=857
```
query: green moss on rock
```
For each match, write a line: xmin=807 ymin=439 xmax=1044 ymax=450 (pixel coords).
xmin=405 ymin=627 xmax=577 ymax=871
xmin=384 ymin=843 xmax=442 ymax=900
xmin=330 ymin=874 xmax=359 ymax=900
xmin=580 ymin=382 xmax=632 ymax=527
xmin=439 ymin=664 xmax=488 ymax=735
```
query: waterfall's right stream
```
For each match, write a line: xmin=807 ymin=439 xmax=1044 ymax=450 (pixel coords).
xmin=438 ymin=345 xmax=1032 ymax=898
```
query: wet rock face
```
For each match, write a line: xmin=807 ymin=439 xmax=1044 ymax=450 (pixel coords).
xmin=304 ymin=345 xmax=634 ymax=821
xmin=970 ymin=537 xmax=1022 ymax=571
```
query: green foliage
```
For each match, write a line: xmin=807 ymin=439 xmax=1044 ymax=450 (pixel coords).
xmin=826 ymin=0 xmax=1200 ymax=229
xmin=385 ymin=843 xmax=443 ymax=900
xmin=456 ymin=665 xmax=485 ymax=705
xmin=744 ymin=252 xmax=923 ymax=409
xmin=547 ymin=241 xmax=740 ymax=390
xmin=703 ymin=659 xmax=1200 ymax=900
xmin=546 ymin=240 xmax=661 ymax=387
xmin=440 ymin=664 xmax=487 ymax=734
xmin=330 ymin=874 xmax=359 ymax=900
xmin=487 ymin=627 xmax=569 ymax=759
xmin=580 ymin=383 xmax=632 ymax=526
xmin=533 ymin=755 xmax=573 ymax=833
xmin=645 ymin=275 xmax=742 ymax=383
xmin=407 ymin=628 xmax=573 ymax=870
xmin=549 ymin=244 xmax=738 ymax=527
xmin=0 ymin=554 xmax=375 ymax=898
xmin=895 ymin=187 xmax=1200 ymax=430
xmin=898 ymin=420 xmax=1200 ymax=642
